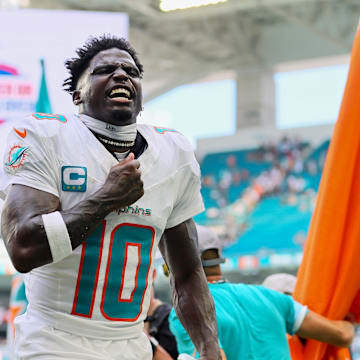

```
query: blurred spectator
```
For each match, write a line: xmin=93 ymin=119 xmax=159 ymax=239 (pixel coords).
xmin=262 ymin=273 xmax=305 ymax=360
xmin=262 ymin=273 xmax=297 ymax=295
xmin=144 ymin=268 xmax=178 ymax=360
xmin=202 ymin=175 xmax=214 ymax=187
xmin=263 ymin=273 xmax=355 ymax=360
xmin=226 ymin=155 xmax=236 ymax=168
xmin=287 ymin=175 xmax=306 ymax=193
xmin=306 ymin=159 xmax=318 ymax=176
xmin=169 ymin=226 xmax=355 ymax=360
xmin=200 ymin=136 xmax=329 ymax=244
xmin=3 ymin=274 xmax=28 ymax=360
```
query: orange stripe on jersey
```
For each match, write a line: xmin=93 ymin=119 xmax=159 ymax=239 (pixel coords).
xmin=32 ymin=113 xmax=67 ymax=123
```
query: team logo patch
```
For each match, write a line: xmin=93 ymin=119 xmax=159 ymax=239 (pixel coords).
xmin=5 ymin=145 xmax=28 ymax=169
xmin=61 ymin=166 xmax=87 ymax=192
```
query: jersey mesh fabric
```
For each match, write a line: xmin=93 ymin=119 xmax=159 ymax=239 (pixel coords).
xmin=1 ymin=114 xmax=204 ymax=340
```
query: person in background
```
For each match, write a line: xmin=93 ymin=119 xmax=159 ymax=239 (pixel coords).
xmin=144 ymin=268 xmax=178 ymax=360
xmin=4 ymin=274 xmax=28 ymax=360
xmin=169 ymin=224 xmax=355 ymax=360
xmin=263 ymin=273 xmax=356 ymax=360
xmin=262 ymin=273 xmax=304 ymax=360
xmin=262 ymin=273 xmax=297 ymax=296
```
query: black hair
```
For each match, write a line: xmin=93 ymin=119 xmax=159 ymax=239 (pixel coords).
xmin=63 ymin=34 xmax=144 ymax=94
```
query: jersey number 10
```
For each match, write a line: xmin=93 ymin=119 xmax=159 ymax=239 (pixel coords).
xmin=71 ymin=221 xmax=155 ymax=321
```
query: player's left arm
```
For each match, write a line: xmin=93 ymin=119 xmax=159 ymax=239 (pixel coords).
xmin=160 ymin=218 xmax=221 ymax=360
xmin=296 ymin=310 xmax=354 ymax=347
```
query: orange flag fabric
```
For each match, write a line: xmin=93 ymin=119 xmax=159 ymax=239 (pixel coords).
xmin=288 ymin=335 xmax=304 ymax=360
xmin=293 ymin=23 xmax=360 ymax=360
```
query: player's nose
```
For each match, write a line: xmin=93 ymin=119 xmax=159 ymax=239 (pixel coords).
xmin=112 ymin=67 xmax=128 ymax=81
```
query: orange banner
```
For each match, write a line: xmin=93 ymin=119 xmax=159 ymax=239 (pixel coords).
xmin=293 ymin=24 xmax=360 ymax=360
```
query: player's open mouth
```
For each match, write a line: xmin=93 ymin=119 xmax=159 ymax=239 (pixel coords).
xmin=108 ymin=86 xmax=133 ymax=103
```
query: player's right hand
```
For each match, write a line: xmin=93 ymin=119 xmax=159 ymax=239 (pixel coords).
xmin=99 ymin=152 xmax=144 ymax=210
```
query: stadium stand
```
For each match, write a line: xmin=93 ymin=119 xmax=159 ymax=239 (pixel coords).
xmin=195 ymin=138 xmax=330 ymax=270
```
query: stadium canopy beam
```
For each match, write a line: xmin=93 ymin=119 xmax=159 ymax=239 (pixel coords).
xmin=267 ymin=5 xmax=350 ymax=51
xmin=62 ymin=0 xmax=160 ymax=17
xmin=26 ymin=0 xmax=358 ymax=108
xmin=228 ymin=14 xmax=263 ymax=66
xmin=50 ymin=0 xmax=332 ymax=22
xmin=156 ymin=0 xmax=331 ymax=21
xmin=130 ymin=28 xmax=225 ymax=100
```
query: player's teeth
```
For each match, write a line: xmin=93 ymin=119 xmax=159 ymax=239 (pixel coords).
xmin=110 ymin=88 xmax=130 ymax=97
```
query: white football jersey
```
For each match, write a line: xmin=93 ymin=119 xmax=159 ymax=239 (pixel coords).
xmin=1 ymin=113 xmax=204 ymax=340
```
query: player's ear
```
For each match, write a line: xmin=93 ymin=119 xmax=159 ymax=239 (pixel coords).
xmin=72 ymin=90 xmax=82 ymax=106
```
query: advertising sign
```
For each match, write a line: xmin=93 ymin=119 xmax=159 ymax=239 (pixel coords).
xmin=0 ymin=9 xmax=128 ymax=122
xmin=0 ymin=8 xmax=128 ymax=154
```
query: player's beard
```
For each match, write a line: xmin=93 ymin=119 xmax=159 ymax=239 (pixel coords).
xmin=108 ymin=99 xmax=141 ymax=125
xmin=111 ymin=108 xmax=133 ymax=124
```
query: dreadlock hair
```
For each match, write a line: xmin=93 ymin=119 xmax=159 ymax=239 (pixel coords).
xmin=63 ymin=34 xmax=144 ymax=94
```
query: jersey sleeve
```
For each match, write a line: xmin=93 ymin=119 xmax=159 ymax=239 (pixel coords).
xmin=259 ymin=286 xmax=305 ymax=336
xmin=291 ymin=300 xmax=309 ymax=334
xmin=165 ymin=154 xmax=204 ymax=229
xmin=1 ymin=118 xmax=59 ymax=198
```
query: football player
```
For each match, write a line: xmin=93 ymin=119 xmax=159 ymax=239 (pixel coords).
xmin=1 ymin=35 xmax=221 ymax=360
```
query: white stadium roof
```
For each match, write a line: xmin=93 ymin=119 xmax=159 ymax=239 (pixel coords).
xmin=5 ymin=0 xmax=360 ymax=101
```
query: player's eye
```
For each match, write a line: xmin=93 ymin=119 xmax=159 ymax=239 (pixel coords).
xmin=92 ymin=65 xmax=116 ymax=75
xmin=123 ymin=66 xmax=140 ymax=78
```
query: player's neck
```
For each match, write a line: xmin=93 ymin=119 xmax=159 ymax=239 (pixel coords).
xmin=79 ymin=114 xmax=137 ymax=149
